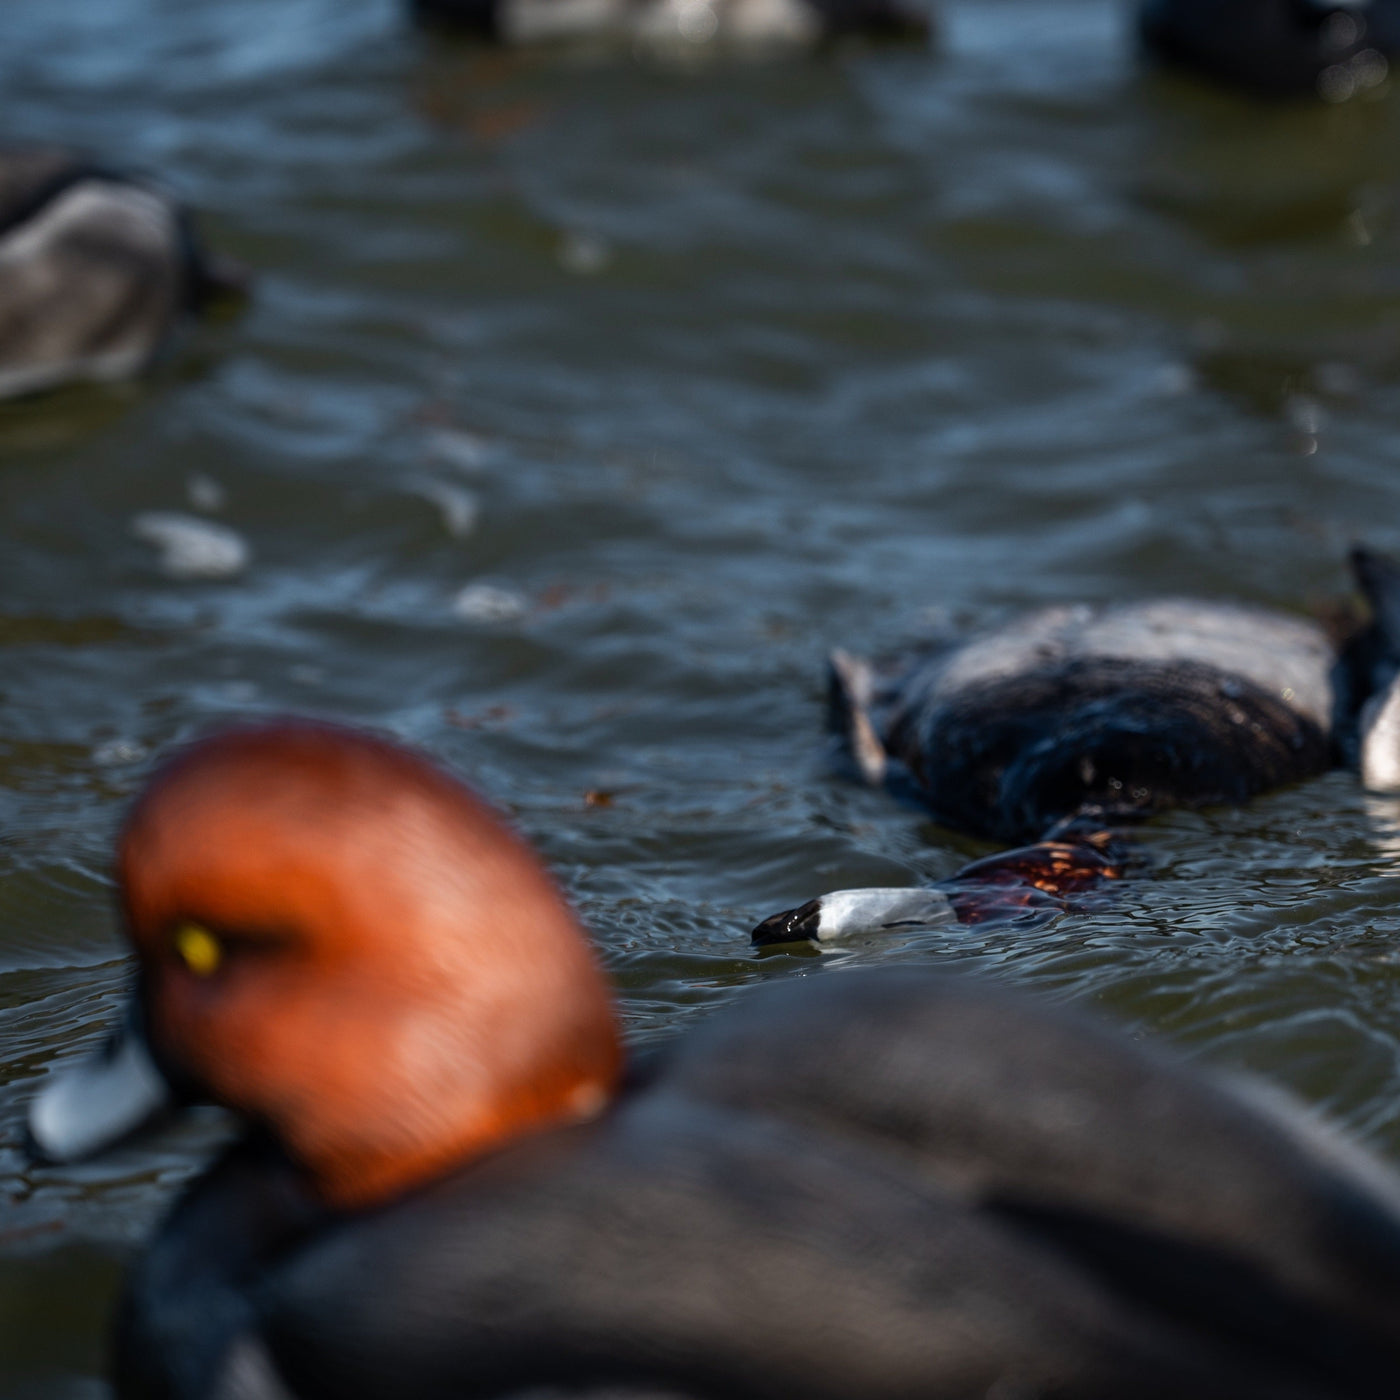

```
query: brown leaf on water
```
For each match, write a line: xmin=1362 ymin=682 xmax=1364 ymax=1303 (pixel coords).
xmin=467 ymin=101 xmax=548 ymax=143
xmin=538 ymin=581 xmax=612 ymax=612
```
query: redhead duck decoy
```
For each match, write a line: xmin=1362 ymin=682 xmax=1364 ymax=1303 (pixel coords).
xmin=26 ymin=719 xmax=1400 ymax=1400
xmin=753 ymin=549 xmax=1400 ymax=944
xmin=1138 ymin=0 xmax=1399 ymax=98
xmin=0 ymin=143 xmax=247 ymax=400
xmin=410 ymin=0 xmax=929 ymax=48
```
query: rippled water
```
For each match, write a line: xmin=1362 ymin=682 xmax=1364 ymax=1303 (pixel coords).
xmin=7 ymin=0 xmax=1400 ymax=1392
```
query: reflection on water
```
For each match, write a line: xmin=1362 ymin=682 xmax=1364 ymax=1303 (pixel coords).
xmin=1363 ymin=792 xmax=1400 ymax=875
xmin=7 ymin=0 xmax=1400 ymax=1394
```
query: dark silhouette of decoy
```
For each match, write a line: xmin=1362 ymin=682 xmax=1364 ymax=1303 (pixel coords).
xmin=1138 ymin=0 xmax=1400 ymax=98
xmin=26 ymin=720 xmax=1400 ymax=1400
xmin=0 ymin=143 xmax=247 ymax=401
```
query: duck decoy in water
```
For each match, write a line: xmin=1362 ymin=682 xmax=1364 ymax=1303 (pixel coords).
xmin=1138 ymin=0 xmax=1399 ymax=98
xmin=410 ymin=0 xmax=928 ymax=48
xmin=26 ymin=719 xmax=1400 ymax=1399
xmin=753 ymin=548 xmax=1400 ymax=945
xmin=0 ymin=143 xmax=247 ymax=400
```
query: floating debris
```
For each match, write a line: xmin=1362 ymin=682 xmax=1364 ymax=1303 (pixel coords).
xmin=411 ymin=479 xmax=480 ymax=538
xmin=1286 ymin=395 xmax=1325 ymax=436
xmin=1152 ymin=364 xmax=1195 ymax=398
xmin=558 ymin=231 xmax=610 ymax=276
xmin=186 ymin=474 xmax=226 ymax=512
xmin=446 ymin=703 xmax=515 ymax=730
xmin=92 ymin=738 xmax=148 ymax=767
xmin=452 ymin=582 xmax=528 ymax=623
xmin=132 ymin=511 xmax=249 ymax=580
xmin=424 ymin=427 xmax=490 ymax=474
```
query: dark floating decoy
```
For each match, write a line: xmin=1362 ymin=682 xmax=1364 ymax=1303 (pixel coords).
xmin=1138 ymin=0 xmax=1399 ymax=99
xmin=27 ymin=721 xmax=1400 ymax=1400
xmin=754 ymin=549 xmax=1400 ymax=945
xmin=0 ymin=143 xmax=247 ymax=401
xmin=410 ymin=0 xmax=929 ymax=47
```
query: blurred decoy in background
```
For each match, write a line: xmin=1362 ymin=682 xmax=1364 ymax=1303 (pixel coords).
xmin=0 ymin=143 xmax=247 ymax=401
xmin=754 ymin=548 xmax=1400 ymax=945
xmin=1138 ymin=0 xmax=1399 ymax=98
xmin=410 ymin=0 xmax=929 ymax=48
xmin=27 ymin=720 xmax=1400 ymax=1400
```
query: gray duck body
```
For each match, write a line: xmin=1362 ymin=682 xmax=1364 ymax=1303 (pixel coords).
xmin=116 ymin=971 xmax=1400 ymax=1400
xmin=832 ymin=552 xmax=1400 ymax=846
xmin=845 ymin=598 xmax=1337 ymax=845
xmin=409 ymin=0 xmax=929 ymax=47
xmin=0 ymin=143 xmax=244 ymax=399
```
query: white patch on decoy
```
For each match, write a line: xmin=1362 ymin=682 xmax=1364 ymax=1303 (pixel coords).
xmin=501 ymin=0 xmax=629 ymax=42
xmin=812 ymin=887 xmax=954 ymax=942
xmin=132 ymin=511 xmax=250 ymax=581
xmin=0 ymin=180 xmax=171 ymax=265
xmin=926 ymin=600 xmax=1335 ymax=731
xmin=726 ymin=0 xmax=820 ymax=43
xmin=501 ymin=0 xmax=819 ymax=44
xmin=1361 ymin=675 xmax=1400 ymax=793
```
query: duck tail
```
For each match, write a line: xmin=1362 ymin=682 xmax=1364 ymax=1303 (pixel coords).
xmin=827 ymin=649 xmax=887 ymax=787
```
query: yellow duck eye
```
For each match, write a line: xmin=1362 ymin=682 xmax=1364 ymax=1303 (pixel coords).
xmin=174 ymin=922 xmax=223 ymax=976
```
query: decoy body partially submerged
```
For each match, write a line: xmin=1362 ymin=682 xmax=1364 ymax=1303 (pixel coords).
xmin=1138 ymin=0 xmax=1399 ymax=98
xmin=753 ymin=549 xmax=1400 ymax=944
xmin=27 ymin=721 xmax=1400 ymax=1400
xmin=0 ymin=143 xmax=246 ymax=400
xmin=410 ymin=0 xmax=929 ymax=48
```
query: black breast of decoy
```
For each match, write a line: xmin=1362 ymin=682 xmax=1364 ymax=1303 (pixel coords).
xmin=835 ymin=599 xmax=1337 ymax=847
xmin=117 ymin=971 xmax=1400 ymax=1400
xmin=408 ymin=0 xmax=498 ymax=36
xmin=1138 ymin=0 xmax=1400 ymax=97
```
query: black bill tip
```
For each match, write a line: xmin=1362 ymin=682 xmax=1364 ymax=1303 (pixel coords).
xmin=751 ymin=898 xmax=823 ymax=948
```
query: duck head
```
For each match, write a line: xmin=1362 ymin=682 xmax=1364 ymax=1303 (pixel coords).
xmin=29 ymin=721 xmax=622 ymax=1210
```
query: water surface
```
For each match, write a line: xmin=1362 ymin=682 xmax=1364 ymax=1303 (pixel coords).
xmin=6 ymin=1 xmax=1400 ymax=1392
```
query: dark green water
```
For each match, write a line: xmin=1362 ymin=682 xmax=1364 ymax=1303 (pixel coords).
xmin=7 ymin=0 xmax=1400 ymax=1392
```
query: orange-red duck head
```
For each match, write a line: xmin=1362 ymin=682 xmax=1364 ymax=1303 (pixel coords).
xmin=29 ymin=720 xmax=623 ymax=1210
